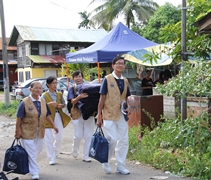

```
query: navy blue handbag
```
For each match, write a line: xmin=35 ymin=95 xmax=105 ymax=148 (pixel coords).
xmin=3 ymin=139 xmax=29 ymax=175
xmin=89 ymin=127 xmax=109 ymax=163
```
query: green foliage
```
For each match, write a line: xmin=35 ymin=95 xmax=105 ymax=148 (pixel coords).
xmin=0 ymin=100 xmax=19 ymax=118
xmin=90 ymin=0 xmax=158 ymax=29
xmin=156 ymin=61 xmax=211 ymax=98
xmin=140 ymin=3 xmax=181 ymax=43
xmin=128 ymin=111 xmax=211 ymax=179
xmin=87 ymin=67 xmax=103 ymax=79
xmin=161 ymin=0 xmax=211 ymax=62
xmin=61 ymin=63 xmax=90 ymax=81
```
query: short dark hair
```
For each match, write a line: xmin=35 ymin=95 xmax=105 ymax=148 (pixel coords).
xmin=72 ymin=70 xmax=83 ymax=78
xmin=146 ymin=70 xmax=151 ymax=73
xmin=112 ymin=56 xmax=125 ymax=65
xmin=46 ymin=76 xmax=57 ymax=84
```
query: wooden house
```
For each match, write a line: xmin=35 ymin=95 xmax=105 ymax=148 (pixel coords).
xmin=8 ymin=25 xmax=107 ymax=83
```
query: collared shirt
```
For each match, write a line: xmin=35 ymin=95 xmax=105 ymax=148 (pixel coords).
xmin=16 ymin=94 xmax=51 ymax=118
xmin=100 ymin=72 xmax=130 ymax=96
xmin=42 ymin=90 xmax=65 ymax=104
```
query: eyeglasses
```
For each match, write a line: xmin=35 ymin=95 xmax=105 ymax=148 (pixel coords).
xmin=115 ymin=62 xmax=125 ymax=66
xmin=51 ymin=82 xmax=58 ymax=85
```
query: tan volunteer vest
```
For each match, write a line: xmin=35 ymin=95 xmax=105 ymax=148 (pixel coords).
xmin=102 ymin=74 xmax=128 ymax=121
xmin=22 ymin=97 xmax=47 ymax=139
xmin=43 ymin=92 xmax=70 ymax=128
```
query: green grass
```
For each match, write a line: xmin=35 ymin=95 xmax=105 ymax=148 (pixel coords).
xmin=0 ymin=100 xmax=19 ymax=118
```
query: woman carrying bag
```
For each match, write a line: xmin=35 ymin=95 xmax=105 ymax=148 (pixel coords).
xmin=15 ymin=81 xmax=58 ymax=180
xmin=67 ymin=70 xmax=95 ymax=162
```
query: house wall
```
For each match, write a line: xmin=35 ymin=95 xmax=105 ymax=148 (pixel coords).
xmin=17 ymin=67 xmax=61 ymax=82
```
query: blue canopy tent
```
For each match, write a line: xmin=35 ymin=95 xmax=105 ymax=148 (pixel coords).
xmin=66 ymin=22 xmax=157 ymax=63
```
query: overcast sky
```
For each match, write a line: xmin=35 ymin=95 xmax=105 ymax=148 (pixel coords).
xmin=1 ymin=0 xmax=182 ymax=37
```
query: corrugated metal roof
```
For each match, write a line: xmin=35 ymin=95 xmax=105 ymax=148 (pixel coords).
xmin=28 ymin=55 xmax=65 ymax=63
xmin=11 ymin=25 xmax=107 ymax=43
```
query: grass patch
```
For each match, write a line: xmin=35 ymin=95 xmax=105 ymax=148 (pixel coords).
xmin=0 ymin=100 xmax=19 ymax=118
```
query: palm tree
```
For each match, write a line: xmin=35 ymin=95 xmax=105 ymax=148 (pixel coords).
xmin=90 ymin=0 xmax=159 ymax=29
xmin=78 ymin=11 xmax=95 ymax=29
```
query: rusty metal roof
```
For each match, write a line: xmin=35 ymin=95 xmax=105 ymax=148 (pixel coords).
xmin=9 ymin=25 xmax=108 ymax=46
xmin=0 ymin=38 xmax=17 ymax=50
xmin=28 ymin=55 xmax=65 ymax=64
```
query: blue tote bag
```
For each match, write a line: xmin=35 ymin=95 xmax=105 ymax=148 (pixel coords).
xmin=89 ymin=127 xmax=109 ymax=163
xmin=3 ymin=139 xmax=29 ymax=175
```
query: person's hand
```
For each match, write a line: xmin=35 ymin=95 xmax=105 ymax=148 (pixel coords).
xmin=57 ymin=103 xmax=65 ymax=109
xmin=96 ymin=114 xmax=103 ymax=127
xmin=78 ymin=93 xmax=88 ymax=99
xmin=48 ymin=101 xmax=58 ymax=107
xmin=124 ymin=107 xmax=131 ymax=116
xmin=15 ymin=130 xmax=22 ymax=139
xmin=53 ymin=125 xmax=59 ymax=134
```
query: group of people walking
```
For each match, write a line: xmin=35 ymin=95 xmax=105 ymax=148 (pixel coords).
xmin=14 ymin=55 xmax=131 ymax=180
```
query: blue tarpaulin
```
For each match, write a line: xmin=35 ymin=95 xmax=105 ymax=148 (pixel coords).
xmin=66 ymin=22 xmax=157 ymax=63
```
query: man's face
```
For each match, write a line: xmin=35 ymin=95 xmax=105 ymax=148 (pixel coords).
xmin=112 ymin=59 xmax=126 ymax=73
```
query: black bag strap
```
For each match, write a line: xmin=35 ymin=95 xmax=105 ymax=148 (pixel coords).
xmin=95 ymin=127 xmax=105 ymax=137
xmin=10 ymin=139 xmax=22 ymax=148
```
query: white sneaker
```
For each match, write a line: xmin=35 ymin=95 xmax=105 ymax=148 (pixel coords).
xmin=72 ymin=150 xmax=78 ymax=158
xmin=102 ymin=163 xmax=111 ymax=174
xmin=31 ymin=174 xmax=39 ymax=180
xmin=115 ymin=166 xmax=130 ymax=175
xmin=49 ymin=160 xmax=56 ymax=165
xmin=82 ymin=158 xmax=92 ymax=162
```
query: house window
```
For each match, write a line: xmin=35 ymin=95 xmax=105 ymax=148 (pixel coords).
xmin=0 ymin=52 xmax=2 ymax=60
xmin=7 ymin=51 xmax=14 ymax=60
xmin=25 ymin=71 xmax=31 ymax=80
xmin=52 ymin=44 xmax=60 ymax=55
xmin=18 ymin=47 xmax=22 ymax=57
xmin=39 ymin=43 xmax=52 ymax=55
xmin=31 ymin=43 xmax=39 ymax=55
xmin=19 ymin=72 xmax=24 ymax=82
xmin=25 ymin=44 xmax=30 ymax=56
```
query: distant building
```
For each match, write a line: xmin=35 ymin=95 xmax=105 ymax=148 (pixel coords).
xmin=8 ymin=25 xmax=107 ymax=83
xmin=0 ymin=38 xmax=17 ymax=86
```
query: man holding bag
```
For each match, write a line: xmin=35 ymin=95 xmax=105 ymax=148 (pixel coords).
xmin=96 ymin=56 xmax=131 ymax=175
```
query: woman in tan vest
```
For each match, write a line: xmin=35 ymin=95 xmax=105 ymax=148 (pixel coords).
xmin=41 ymin=76 xmax=70 ymax=166
xmin=15 ymin=81 xmax=58 ymax=180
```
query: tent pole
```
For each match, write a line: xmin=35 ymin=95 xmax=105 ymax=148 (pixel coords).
xmin=97 ymin=62 xmax=100 ymax=82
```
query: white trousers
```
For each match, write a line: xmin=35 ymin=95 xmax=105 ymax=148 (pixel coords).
xmin=45 ymin=112 xmax=63 ymax=161
xmin=72 ymin=115 xmax=95 ymax=159
xmin=103 ymin=111 xmax=129 ymax=167
xmin=21 ymin=131 xmax=43 ymax=176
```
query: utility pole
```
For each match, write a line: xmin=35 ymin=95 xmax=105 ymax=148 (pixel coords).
xmin=0 ymin=0 xmax=10 ymax=106
xmin=181 ymin=0 xmax=187 ymax=121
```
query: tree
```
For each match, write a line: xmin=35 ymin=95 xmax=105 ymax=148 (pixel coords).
xmin=160 ymin=0 xmax=211 ymax=62
xmin=89 ymin=0 xmax=159 ymax=30
xmin=78 ymin=11 xmax=95 ymax=29
xmin=139 ymin=3 xmax=181 ymax=43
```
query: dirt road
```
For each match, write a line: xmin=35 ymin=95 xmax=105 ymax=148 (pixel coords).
xmin=0 ymin=94 xmax=193 ymax=180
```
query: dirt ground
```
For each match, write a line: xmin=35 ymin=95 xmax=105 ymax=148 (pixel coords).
xmin=0 ymin=94 xmax=193 ymax=180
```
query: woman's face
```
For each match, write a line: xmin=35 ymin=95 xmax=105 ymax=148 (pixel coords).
xmin=47 ymin=79 xmax=58 ymax=91
xmin=73 ymin=73 xmax=83 ymax=85
xmin=30 ymin=82 xmax=42 ymax=97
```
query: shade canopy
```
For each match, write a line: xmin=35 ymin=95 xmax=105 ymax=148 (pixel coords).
xmin=66 ymin=22 xmax=157 ymax=63
xmin=124 ymin=44 xmax=173 ymax=66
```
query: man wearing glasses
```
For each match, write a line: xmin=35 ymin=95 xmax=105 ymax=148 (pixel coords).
xmin=96 ymin=56 xmax=131 ymax=175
